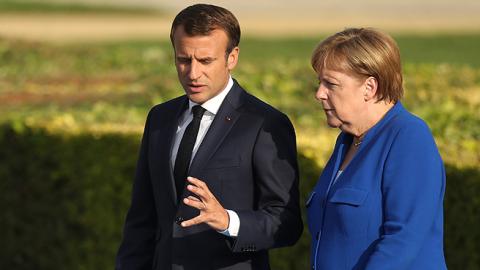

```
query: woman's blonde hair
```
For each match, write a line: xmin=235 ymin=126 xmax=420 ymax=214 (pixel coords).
xmin=311 ymin=28 xmax=403 ymax=102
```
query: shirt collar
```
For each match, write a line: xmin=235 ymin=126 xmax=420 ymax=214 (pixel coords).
xmin=188 ymin=76 xmax=234 ymax=115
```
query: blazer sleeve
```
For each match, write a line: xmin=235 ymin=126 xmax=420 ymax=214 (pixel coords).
xmin=116 ymin=109 xmax=157 ymax=270
xmin=232 ymin=112 xmax=303 ymax=252
xmin=364 ymin=120 xmax=446 ymax=269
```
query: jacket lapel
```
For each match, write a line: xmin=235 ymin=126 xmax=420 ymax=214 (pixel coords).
xmin=188 ymin=81 xmax=245 ymax=176
xmin=325 ymin=133 xmax=349 ymax=195
xmin=154 ymin=96 xmax=188 ymax=205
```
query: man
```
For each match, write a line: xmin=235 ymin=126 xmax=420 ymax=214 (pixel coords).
xmin=116 ymin=4 xmax=302 ymax=270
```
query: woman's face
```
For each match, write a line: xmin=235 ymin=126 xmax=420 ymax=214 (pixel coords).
xmin=315 ymin=68 xmax=367 ymax=133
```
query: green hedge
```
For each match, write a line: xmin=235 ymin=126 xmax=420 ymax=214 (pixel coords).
xmin=0 ymin=124 xmax=478 ymax=269
xmin=0 ymin=125 xmax=137 ymax=270
xmin=444 ymin=166 xmax=480 ymax=269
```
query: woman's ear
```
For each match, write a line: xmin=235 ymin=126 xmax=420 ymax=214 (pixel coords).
xmin=364 ymin=76 xmax=378 ymax=101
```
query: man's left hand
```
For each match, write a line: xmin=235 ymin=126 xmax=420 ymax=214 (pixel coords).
xmin=180 ymin=176 xmax=230 ymax=231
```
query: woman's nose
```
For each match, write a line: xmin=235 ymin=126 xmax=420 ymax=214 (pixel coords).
xmin=315 ymin=85 xmax=327 ymax=101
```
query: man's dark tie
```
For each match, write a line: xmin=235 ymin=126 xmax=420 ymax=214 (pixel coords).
xmin=174 ymin=105 xmax=206 ymax=202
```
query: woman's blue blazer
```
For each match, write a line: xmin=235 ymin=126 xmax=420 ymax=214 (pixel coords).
xmin=307 ymin=102 xmax=447 ymax=269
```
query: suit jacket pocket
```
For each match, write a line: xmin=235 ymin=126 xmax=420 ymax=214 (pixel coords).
xmin=329 ymin=187 xmax=368 ymax=206
xmin=328 ymin=187 xmax=369 ymax=236
xmin=205 ymin=156 xmax=240 ymax=169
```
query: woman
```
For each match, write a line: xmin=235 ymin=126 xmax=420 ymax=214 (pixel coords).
xmin=306 ymin=28 xmax=447 ymax=269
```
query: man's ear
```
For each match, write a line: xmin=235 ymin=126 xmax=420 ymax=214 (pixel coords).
xmin=364 ymin=76 xmax=378 ymax=101
xmin=227 ymin=47 xmax=239 ymax=71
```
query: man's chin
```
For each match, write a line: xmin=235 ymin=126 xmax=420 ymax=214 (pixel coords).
xmin=186 ymin=93 xmax=207 ymax=104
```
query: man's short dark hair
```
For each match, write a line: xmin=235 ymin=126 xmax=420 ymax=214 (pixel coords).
xmin=170 ymin=4 xmax=241 ymax=54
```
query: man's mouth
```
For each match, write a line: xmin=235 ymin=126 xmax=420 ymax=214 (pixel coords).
xmin=187 ymin=83 xmax=206 ymax=92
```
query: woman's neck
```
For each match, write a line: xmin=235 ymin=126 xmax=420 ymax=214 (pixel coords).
xmin=352 ymin=101 xmax=395 ymax=139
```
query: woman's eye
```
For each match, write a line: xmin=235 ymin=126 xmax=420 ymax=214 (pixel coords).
xmin=324 ymin=81 xmax=336 ymax=88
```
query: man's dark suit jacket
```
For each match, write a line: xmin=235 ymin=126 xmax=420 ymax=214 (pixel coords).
xmin=116 ymin=80 xmax=303 ymax=270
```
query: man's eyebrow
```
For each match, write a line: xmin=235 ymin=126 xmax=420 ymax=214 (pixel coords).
xmin=197 ymin=56 xmax=216 ymax=61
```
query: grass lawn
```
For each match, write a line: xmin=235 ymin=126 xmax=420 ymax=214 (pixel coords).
xmin=1 ymin=34 xmax=479 ymax=167
xmin=0 ymin=0 xmax=163 ymax=15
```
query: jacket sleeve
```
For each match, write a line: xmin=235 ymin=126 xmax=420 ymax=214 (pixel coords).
xmin=231 ymin=112 xmax=303 ymax=252
xmin=116 ymin=109 xmax=157 ymax=270
xmin=364 ymin=121 xmax=446 ymax=269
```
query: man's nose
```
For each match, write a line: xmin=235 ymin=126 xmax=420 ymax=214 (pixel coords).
xmin=188 ymin=60 xmax=201 ymax=80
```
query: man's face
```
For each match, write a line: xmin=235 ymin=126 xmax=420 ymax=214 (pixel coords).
xmin=173 ymin=26 xmax=239 ymax=104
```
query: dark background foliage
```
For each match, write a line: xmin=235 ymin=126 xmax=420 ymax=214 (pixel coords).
xmin=1 ymin=124 xmax=478 ymax=270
